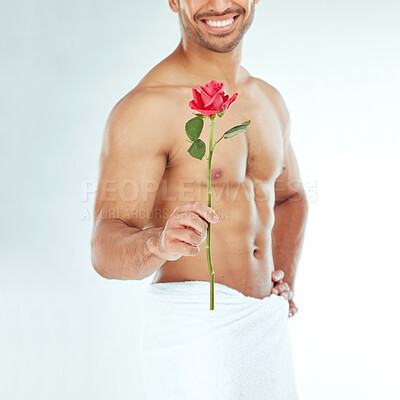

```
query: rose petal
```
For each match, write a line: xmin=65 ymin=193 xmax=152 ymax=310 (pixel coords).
xmin=223 ymin=92 xmax=238 ymax=110
xmin=200 ymin=91 xmax=212 ymax=107
xmin=203 ymin=90 xmax=223 ymax=108
xmin=192 ymin=88 xmax=203 ymax=108
xmin=189 ymin=100 xmax=203 ymax=113
xmin=199 ymin=80 xmax=224 ymax=97
xmin=203 ymin=84 xmax=215 ymax=97
xmin=189 ymin=107 xmax=216 ymax=116
xmin=205 ymin=80 xmax=224 ymax=96
xmin=197 ymin=84 xmax=212 ymax=98
xmin=205 ymin=93 xmax=223 ymax=114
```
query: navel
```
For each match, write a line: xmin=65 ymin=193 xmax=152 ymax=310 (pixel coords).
xmin=253 ymin=247 xmax=260 ymax=259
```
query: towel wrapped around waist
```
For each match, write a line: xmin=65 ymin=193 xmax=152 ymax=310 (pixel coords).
xmin=139 ymin=280 xmax=298 ymax=400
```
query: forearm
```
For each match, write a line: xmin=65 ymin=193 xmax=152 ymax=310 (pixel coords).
xmin=271 ymin=191 xmax=309 ymax=292
xmin=91 ymin=218 xmax=166 ymax=280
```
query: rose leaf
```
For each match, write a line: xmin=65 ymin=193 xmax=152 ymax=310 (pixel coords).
xmin=185 ymin=117 xmax=204 ymax=141
xmin=187 ymin=139 xmax=206 ymax=160
xmin=223 ymin=120 xmax=251 ymax=139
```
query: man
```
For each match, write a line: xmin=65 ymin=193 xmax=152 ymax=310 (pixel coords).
xmin=91 ymin=0 xmax=308 ymax=398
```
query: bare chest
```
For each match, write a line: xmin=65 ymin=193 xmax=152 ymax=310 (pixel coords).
xmin=166 ymin=94 xmax=285 ymax=187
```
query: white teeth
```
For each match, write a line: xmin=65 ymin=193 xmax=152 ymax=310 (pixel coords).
xmin=204 ymin=17 xmax=234 ymax=27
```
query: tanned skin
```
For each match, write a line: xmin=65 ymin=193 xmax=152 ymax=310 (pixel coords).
xmin=91 ymin=0 xmax=309 ymax=317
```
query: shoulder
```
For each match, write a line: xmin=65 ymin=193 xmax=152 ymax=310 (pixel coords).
xmin=109 ymin=85 xmax=178 ymax=124
xmin=251 ymin=76 xmax=291 ymax=138
xmin=103 ymin=85 xmax=180 ymax=156
xmin=109 ymin=50 xmax=186 ymax=123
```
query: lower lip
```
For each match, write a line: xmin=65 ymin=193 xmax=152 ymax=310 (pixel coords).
xmin=201 ymin=15 xmax=239 ymax=33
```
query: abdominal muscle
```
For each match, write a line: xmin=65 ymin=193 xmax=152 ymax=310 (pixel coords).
xmin=151 ymin=178 xmax=276 ymax=299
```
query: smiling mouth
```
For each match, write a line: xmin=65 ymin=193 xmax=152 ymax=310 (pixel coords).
xmin=200 ymin=14 xmax=240 ymax=32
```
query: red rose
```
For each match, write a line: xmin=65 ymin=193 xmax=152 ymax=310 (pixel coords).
xmin=189 ymin=79 xmax=238 ymax=117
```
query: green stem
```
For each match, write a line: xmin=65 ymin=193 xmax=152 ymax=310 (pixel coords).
xmin=214 ymin=134 xmax=225 ymax=147
xmin=206 ymin=117 xmax=215 ymax=310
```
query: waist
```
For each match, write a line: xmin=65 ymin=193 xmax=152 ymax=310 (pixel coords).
xmin=153 ymin=253 xmax=274 ymax=299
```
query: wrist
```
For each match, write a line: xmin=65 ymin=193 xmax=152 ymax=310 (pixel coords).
xmin=144 ymin=227 xmax=165 ymax=260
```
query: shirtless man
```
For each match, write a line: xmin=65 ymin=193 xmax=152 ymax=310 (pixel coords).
xmin=90 ymin=0 xmax=309 ymax=318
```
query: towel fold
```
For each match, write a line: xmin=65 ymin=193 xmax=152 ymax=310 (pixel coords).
xmin=139 ymin=280 xmax=298 ymax=400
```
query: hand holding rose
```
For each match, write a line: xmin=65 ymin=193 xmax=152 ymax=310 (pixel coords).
xmin=156 ymin=201 xmax=219 ymax=261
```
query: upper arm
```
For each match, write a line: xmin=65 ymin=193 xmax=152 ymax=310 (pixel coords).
xmin=93 ymin=90 xmax=173 ymax=229
xmin=266 ymin=85 xmax=306 ymax=204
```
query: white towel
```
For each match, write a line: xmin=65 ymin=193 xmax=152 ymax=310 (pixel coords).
xmin=139 ymin=280 xmax=298 ymax=400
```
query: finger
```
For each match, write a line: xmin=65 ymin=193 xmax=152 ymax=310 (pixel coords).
xmin=286 ymin=290 xmax=294 ymax=301
xmin=279 ymin=289 xmax=294 ymax=301
xmin=289 ymin=308 xmax=297 ymax=318
xmin=174 ymin=211 xmax=208 ymax=235
xmin=177 ymin=201 xmax=219 ymax=224
xmin=271 ymin=282 xmax=290 ymax=295
xmin=171 ymin=227 xmax=205 ymax=246
xmin=170 ymin=239 xmax=200 ymax=257
xmin=163 ymin=228 xmax=202 ymax=255
xmin=271 ymin=269 xmax=284 ymax=282
xmin=288 ymin=301 xmax=298 ymax=318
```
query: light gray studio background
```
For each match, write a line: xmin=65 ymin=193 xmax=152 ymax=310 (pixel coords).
xmin=1 ymin=0 xmax=399 ymax=399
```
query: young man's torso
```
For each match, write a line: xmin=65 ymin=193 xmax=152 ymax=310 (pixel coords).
xmin=117 ymin=53 xmax=287 ymax=299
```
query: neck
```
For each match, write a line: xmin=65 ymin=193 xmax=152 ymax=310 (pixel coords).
xmin=173 ymin=37 xmax=243 ymax=90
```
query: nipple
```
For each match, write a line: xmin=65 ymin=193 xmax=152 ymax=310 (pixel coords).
xmin=211 ymin=168 xmax=223 ymax=180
